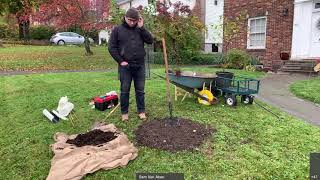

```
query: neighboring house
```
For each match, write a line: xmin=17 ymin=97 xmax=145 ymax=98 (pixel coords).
xmin=116 ymin=0 xmax=196 ymax=11
xmin=223 ymin=0 xmax=320 ymax=68
xmin=116 ymin=0 xmax=224 ymax=53
xmin=204 ymin=0 xmax=224 ymax=52
xmin=116 ymin=0 xmax=149 ymax=9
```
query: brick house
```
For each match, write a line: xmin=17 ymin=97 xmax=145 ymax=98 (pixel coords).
xmin=223 ymin=0 xmax=320 ymax=69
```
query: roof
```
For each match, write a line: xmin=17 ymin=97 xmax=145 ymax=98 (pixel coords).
xmin=115 ymin=0 xmax=131 ymax=5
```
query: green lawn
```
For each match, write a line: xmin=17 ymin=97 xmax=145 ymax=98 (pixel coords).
xmin=290 ymin=77 xmax=320 ymax=104
xmin=0 ymin=68 xmax=319 ymax=179
xmin=0 ymin=45 xmax=116 ymax=71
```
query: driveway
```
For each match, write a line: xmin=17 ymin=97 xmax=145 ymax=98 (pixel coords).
xmin=256 ymin=73 xmax=320 ymax=126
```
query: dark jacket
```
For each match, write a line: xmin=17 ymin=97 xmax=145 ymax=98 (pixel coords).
xmin=108 ymin=20 xmax=153 ymax=65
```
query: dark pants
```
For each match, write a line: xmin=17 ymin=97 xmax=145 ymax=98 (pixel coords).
xmin=119 ymin=64 xmax=145 ymax=114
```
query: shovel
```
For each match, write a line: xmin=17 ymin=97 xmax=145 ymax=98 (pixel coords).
xmin=162 ymin=37 xmax=175 ymax=123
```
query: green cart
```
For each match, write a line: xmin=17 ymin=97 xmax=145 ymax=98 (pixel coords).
xmin=214 ymin=76 xmax=260 ymax=106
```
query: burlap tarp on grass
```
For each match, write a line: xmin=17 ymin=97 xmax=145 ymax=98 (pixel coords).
xmin=47 ymin=123 xmax=138 ymax=180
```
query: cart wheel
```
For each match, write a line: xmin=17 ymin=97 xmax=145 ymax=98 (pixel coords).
xmin=212 ymin=89 xmax=222 ymax=97
xmin=225 ymin=95 xmax=237 ymax=106
xmin=198 ymin=90 xmax=214 ymax=105
xmin=241 ymin=95 xmax=254 ymax=104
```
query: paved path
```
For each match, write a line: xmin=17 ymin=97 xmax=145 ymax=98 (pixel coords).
xmin=256 ymin=73 xmax=320 ymax=126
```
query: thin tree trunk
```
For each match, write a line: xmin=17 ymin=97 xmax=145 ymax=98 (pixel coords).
xmin=0 ymin=39 xmax=3 ymax=48
xmin=18 ymin=22 xmax=24 ymax=40
xmin=18 ymin=20 xmax=30 ymax=41
xmin=84 ymin=36 xmax=93 ymax=55
xmin=172 ymin=38 xmax=181 ymax=65
xmin=23 ymin=20 xmax=30 ymax=42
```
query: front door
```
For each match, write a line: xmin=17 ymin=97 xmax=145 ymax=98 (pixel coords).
xmin=310 ymin=2 xmax=320 ymax=57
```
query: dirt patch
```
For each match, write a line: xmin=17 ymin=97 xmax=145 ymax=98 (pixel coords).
xmin=240 ymin=138 xmax=253 ymax=145
xmin=134 ymin=118 xmax=216 ymax=152
xmin=66 ymin=129 xmax=118 ymax=147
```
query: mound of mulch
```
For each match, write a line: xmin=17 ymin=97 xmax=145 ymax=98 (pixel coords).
xmin=66 ymin=129 xmax=118 ymax=147
xmin=134 ymin=118 xmax=216 ymax=152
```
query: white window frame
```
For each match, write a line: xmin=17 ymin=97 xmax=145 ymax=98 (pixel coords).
xmin=314 ymin=1 xmax=320 ymax=12
xmin=247 ymin=16 xmax=267 ymax=49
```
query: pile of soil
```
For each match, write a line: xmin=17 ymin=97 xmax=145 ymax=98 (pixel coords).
xmin=134 ymin=118 xmax=215 ymax=152
xmin=66 ymin=129 xmax=118 ymax=147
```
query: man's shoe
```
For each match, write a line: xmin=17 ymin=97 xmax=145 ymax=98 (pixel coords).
xmin=121 ymin=114 xmax=129 ymax=121
xmin=138 ymin=113 xmax=147 ymax=120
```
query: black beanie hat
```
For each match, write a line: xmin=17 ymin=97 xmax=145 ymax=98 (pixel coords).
xmin=125 ymin=8 xmax=140 ymax=20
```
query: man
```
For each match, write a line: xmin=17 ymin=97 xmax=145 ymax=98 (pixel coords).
xmin=108 ymin=8 xmax=153 ymax=121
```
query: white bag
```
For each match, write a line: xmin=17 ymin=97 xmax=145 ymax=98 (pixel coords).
xmin=106 ymin=91 xmax=117 ymax=96
xmin=57 ymin=96 xmax=74 ymax=117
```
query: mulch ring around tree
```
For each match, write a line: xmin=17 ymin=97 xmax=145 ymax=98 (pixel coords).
xmin=134 ymin=118 xmax=216 ymax=152
xmin=66 ymin=129 xmax=118 ymax=147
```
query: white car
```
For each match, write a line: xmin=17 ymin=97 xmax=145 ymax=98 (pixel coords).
xmin=50 ymin=32 xmax=94 ymax=45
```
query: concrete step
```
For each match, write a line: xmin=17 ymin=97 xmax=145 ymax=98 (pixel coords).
xmin=291 ymin=59 xmax=317 ymax=63
xmin=280 ymin=69 xmax=316 ymax=73
xmin=281 ymin=60 xmax=316 ymax=73
xmin=281 ymin=67 xmax=303 ymax=70
xmin=282 ymin=65 xmax=314 ymax=69
xmin=284 ymin=65 xmax=314 ymax=69
xmin=284 ymin=63 xmax=315 ymax=67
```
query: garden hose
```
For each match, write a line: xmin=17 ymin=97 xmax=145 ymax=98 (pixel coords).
xmin=198 ymin=90 xmax=214 ymax=105
xmin=253 ymin=97 xmax=282 ymax=120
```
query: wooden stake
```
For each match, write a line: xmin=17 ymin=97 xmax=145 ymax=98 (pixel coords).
xmin=162 ymin=37 xmax=173 ymax=118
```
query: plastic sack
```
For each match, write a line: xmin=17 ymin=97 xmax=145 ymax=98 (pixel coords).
xmin=57 ymin=96 xmax=74 ymax=117
xmin=106 ymin=91 xmax=117 ymax=96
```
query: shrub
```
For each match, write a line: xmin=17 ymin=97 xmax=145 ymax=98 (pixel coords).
xmin=244 ymin=64 xmax=256 ymax=72
xmin=150 ymin=51 xmax=174 ymax=64
xmin=0 ymin=23 xmax=18 ymax=39
xmin=30 ymin=25 xmax=56 ymax=40
xmin=249 ymin=56 xmax=262 ymax=65
xmin=190 ymin=53 xmax=224 ymax=65
xmin=150 ymin=51 xmax=224 ymax=65
xmin=225 ymin=49 xmax=250 ymax=69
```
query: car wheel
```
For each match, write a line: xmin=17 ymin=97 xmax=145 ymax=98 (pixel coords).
xmin=57 ymin=40 xmax=65 ymax=45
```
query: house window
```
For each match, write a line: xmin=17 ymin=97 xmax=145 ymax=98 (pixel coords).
xmin=214 ymin=0 xmax=218 ymax=5
xmin=247 ymin=17 xmax=267 ymax=49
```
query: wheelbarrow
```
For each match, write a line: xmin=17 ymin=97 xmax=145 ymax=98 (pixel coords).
xmin=154 ymin=71 xmax=218 ymax=105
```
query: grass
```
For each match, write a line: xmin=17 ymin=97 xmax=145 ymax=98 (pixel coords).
xmin=0 ymin=68 xmax=319 ymax=179
xmin=289 ymin=77 xmax=320 ymax=104
xmin=0 ymin=45 xmax=116 ymax=71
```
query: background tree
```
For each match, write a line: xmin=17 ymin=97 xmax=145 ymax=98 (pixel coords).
xmin=109 ymin=0 xmax=125 ymax=25
xmin=35 ymin=0 xmax=112 ymax=55
xmin=6 ymin=0 xmax=40 ymax=41
xmin=140 ymin=0 xmax=205 ymax=65
xmin=0 ymin=0 xmax=8 ymax=47
xmin=212 ymin=11 xmax=247 ymax=53
xmin=211 ymin=11 xmax=247 ymax=69
xmin=0 ymin=0 xmax=7 ymax=14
